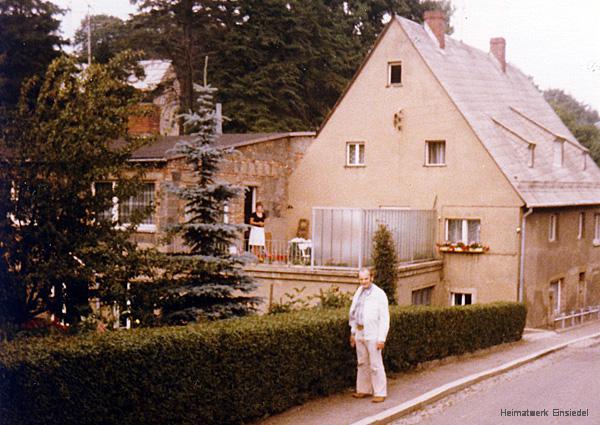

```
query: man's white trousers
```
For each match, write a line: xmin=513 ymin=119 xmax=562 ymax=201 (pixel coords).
xmin=355 ymin=336 xmax=387 ymax=397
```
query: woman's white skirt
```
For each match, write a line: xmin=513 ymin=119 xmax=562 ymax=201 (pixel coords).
xmin=249 ymin=226 xmax=265 ymax=246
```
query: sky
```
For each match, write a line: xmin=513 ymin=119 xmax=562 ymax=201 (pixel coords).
xmin=52 ymin=0 xmax=600 ymax=112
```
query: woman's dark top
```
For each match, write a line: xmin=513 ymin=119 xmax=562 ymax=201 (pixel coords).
xmin=250 ymin=212 xmax=265 ymax=227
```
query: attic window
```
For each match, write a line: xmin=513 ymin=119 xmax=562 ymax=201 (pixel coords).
xmin=388 ymin=62 xmax=402 ymax=85
xmin=583 ymin=152 xmax=587 ymax=171
xmin=553 ymin=139 xmax=564 ymax=167
xmin=528 ymin=145 xmax=535 ymax=168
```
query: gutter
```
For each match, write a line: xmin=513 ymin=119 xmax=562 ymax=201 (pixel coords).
xmin=518 ymin=207 xmax=534 ymax=303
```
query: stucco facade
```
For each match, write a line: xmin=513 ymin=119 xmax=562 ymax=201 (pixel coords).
xmin=286 ymin=18 xmax=523 ymax=312
xmin=523 ymin=207 xmax=600 ymax=327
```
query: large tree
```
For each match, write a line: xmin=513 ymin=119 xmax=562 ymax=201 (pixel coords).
xmin=545 ymin=89 xmax=600 ymax=165
xmin=160 ymin=84 xmax=260 ymax=324
xmin=0 ymin=0 xmax=66 ymax=110
xmin=131 ymin=0 xmax=234 ymax=118
xmin=0 ymin=53 xmax=156 ymax=328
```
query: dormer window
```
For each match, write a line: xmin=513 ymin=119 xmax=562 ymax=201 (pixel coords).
xmin=553 ymin=139 xmax=564 ymax=167
xmin=388 ymin=62 xmax=402 ymax=85
xmin=528 ymin=145 xmax=535 ymax=168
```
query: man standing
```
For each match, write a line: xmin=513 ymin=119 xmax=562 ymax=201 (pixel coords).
xmin=349 ymin=267 xmax=390 ymax=403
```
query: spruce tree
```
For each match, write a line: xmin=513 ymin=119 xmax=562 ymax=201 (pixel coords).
xmin=371 ymin=224 xmax=399 ymax=304
xmin=161 ymin=84 xmax=260 ymax=324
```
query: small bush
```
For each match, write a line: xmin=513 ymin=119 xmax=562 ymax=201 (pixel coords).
xmin=0 ymin=302 xmax=526 ymax=425
xmin=372 ymin=224 xmax=399 ymax=304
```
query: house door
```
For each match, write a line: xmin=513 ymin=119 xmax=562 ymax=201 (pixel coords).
xmin=243 ymin=186 xmax=256 ymax=248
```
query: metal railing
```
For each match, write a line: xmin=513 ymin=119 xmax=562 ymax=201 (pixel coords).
xmin=168 ymin=237 xmax=312 ymax=266
xmin=554 ymin=305 xmax=600 ymax=329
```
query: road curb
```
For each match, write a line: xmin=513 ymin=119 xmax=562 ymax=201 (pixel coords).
xmin=351 ymin=331 xmax=600 ymax=425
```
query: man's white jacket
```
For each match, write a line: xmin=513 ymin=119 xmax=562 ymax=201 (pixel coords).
xmin=349 ymin=284 xmax=390 ymax=342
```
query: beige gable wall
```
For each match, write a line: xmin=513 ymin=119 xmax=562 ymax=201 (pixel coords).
xmin=287 ymin=20 xmax=524 ymax=305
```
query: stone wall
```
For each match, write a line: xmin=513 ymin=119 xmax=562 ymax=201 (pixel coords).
xmin=246 ymin=260 xmax=443 ymax=313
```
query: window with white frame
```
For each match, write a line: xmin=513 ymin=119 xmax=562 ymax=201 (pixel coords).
xmin=549 ymin=279 xmax=561 ymax=313
xmin=411 ymin=286 xmax=433 ymax=306
xmin=578 ymin=212 xmax=585 ymax=240
xmin=549 ymin=214 xmax=558 ymax=242
xmin=445 ymin=218 xmax=480 ymax=244
xmin=425 ymin=140 xmax=446 ymax=166
xmin=451 ymin=292 xmax=472 ymax=306
xmin=594 ymin=214 xmax=600 ymax=245
xmin=94 ymin=182 xmax=117 ymax=222
xmin=553 ymin=139 xmax=564 ymax=167
xmin=346 ymin=142 xmax=365 ymax=166
xmin=388 ymin=62 xmax=402 ymax=85
xmin=94 ymin=182 xmax=156 ymax=231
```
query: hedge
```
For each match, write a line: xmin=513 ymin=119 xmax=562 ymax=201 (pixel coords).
xmin=0 ymin=302 xmax=526 ymax=425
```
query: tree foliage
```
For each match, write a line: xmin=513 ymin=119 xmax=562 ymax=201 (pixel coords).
xmin=0 ymin=53 xmax=156 ymax=328
xmin=545 ymin=89 xmax=600 ymax=165
xmin=159 ymin=84 xmax=260 ymax=324
xmin=371 ymin=224 xmax=398 ymax=304
xmin=0 ymin=0 xmax=66 ymax=109
xmin=73 ymin=15 xmax=131 ymax=64
xmin=90 ymin=0 xmax=453 ymax=132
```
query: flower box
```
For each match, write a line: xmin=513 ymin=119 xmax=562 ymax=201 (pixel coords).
xmin=437 ymin=243 xmax=489 ymax=254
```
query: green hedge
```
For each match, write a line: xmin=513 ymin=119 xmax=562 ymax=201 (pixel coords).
xmin=0 ymin=302 xmax=526 ymax=425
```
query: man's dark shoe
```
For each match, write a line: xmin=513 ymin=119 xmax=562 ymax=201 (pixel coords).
xmin=371 ymin=396 xmax=386 ymax=403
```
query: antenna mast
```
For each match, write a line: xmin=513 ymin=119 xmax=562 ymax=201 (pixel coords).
xmin=86 ymin=3 xmax=92 ymax=65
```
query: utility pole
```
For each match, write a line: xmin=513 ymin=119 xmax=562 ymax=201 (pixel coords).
xmin=86 ymin=3 xmax=92 ymax=65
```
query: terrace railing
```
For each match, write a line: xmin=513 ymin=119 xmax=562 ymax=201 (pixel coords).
xmin=311 ymin=207 xmax=437 ymax=269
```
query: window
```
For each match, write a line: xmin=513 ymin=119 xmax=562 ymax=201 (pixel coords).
xmin=94 ymin=182 xmax=117 ymax=222
xmin=94 ymin=182 xmax=156 ymax=232
xmin=119 ymin=183 xmax=155 ymax=226
xmin=528 ymin=145 xmax=535 ymax=168
xmin=582 ymin=152 xmax=587 ymax=171
xmin=445 ymin=218 xmax=480 ymax=244
xmin=578 ymin=212 xmax=585 ymax=240
xmin=548 ymin=214 xmax=558 ymax=242
xmin=549 ymin=279 xmax=561 ymax=313
xmin=553 ymin=139 xmax=564 ymax=167
xmin=451 ymin=292 xmax=472 ymax=306
xmin=579 ymin=272 xmax=587 ymax=307
xmin=388 ymin=62 xmax=402 ymax=85
xmin=346 ymin=142 xmax=365 ymax=166
xmin=412 ymin=286 xmax=433 ymax=306
xmin=425 ymin=141 xmax=446 ymax=166
xmin=594 ymin=214 xmax=600 ymax=245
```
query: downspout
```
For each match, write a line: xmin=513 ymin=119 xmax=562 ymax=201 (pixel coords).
xmin=518 ymin=207 xmax=534 ymax=302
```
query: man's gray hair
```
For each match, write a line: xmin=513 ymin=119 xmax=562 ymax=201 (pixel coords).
xmin=358 ymin=267 xmax=371 ymax=278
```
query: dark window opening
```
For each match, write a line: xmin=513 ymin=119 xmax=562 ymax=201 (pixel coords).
xmin=390 ymin=64 xmax=402 ymax=84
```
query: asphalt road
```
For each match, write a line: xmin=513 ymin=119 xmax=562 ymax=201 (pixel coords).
xmin=392 ymin=338 xmax=600 ymax=425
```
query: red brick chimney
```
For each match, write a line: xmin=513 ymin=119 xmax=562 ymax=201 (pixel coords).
xmin=128 ymin=103 xmax=161 ymax=135
xmin=424 ymin=10 xmax=446 ymax=49
xmin=490 ymin=37 xmax=506 ymax=73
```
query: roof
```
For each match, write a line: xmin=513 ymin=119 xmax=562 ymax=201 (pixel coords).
xmin=394 ymin=16 xmax=600 ymax=208
xmin=129 ymin=132 xmax=315 ymax=160
xmin=127 ymin=60 xmax=174 ymax=91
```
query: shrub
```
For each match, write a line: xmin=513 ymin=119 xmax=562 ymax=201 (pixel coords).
xmin=371 ymin=224 xmax=399 ymax=304
xmin=0 ymin=302 xmax=526 ymax=425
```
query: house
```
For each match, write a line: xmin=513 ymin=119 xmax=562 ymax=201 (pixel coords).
xmin=124 ymin=12 xmax=600 ymax=325
xmin=281 ymin=10 xmax=600 ymax=326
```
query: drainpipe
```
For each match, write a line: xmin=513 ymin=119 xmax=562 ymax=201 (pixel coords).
xmin=518 ymin=207 xmax=534 ymax=303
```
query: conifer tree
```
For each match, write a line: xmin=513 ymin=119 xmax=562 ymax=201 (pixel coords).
xmin=371 ymin=224 xmax=399 ymax=304
xmin=0 ymin=53 xmax=156 ymax=329
xmin=160 ymin=84 xmax=260 ymax=324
